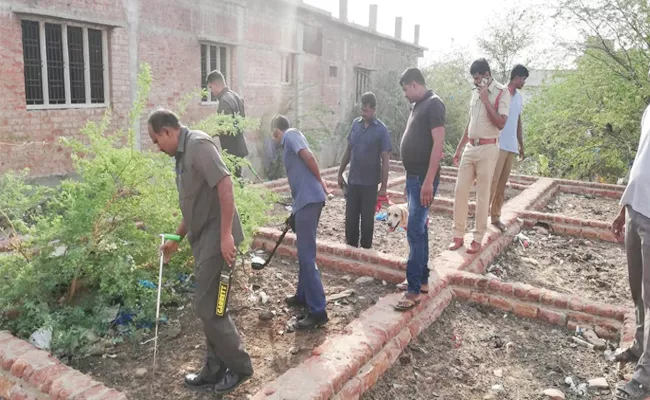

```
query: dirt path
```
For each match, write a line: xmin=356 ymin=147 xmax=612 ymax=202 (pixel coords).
xmin=70 ymin=256 xmax=394 ymax=399
xmin=544 ymin=193 xmax=620 ymax=222
xmin=270 ymin=197 xmax=473 ymax=260
xmin=488 ymin=228 xmax=629 ymax=306
xmin=364 ymin=301 xmax=623 ymax=400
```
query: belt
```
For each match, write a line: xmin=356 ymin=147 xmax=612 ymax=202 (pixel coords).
xmin=468 ymin=138 xmax=497 ymax=146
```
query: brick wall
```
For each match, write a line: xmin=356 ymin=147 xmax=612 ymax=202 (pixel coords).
xmin=0 ymin=0 xmax=424 ymax=178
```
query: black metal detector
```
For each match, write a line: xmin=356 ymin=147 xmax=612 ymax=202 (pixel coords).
xmin=251 ymin=215 xmax=294 ymax=270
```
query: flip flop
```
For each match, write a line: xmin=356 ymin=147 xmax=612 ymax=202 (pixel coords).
xmin=396 ymin=280 xmax=429 ymax=294
xmin=615 ymin=379 xmax=650 ymax=399
xmin=394 ymin=295 xmax=421 ymax=312
xmin=491 ymin=221 xmax=507 ymax=233
xmin=615 ymin=347 xmax=641 ymax=364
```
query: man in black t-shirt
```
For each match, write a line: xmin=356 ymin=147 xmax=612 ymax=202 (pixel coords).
xmin=207 ymin=70 xmax=249 ymax=178
xmin=394 ymin=68 xmax=446 ymax=312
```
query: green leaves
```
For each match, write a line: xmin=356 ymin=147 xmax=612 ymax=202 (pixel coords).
xmin=0 ymin=63 xmax=276 ymax=357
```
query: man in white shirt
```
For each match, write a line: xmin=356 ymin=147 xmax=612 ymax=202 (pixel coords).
xmin=489 ymin=65 xmax=528 ymax=232
xmin=611 ymin=64 xmax=650 ymax=400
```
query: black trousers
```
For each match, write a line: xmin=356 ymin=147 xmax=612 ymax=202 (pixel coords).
xmin=345 ymin=184 xmax=378 ymax=249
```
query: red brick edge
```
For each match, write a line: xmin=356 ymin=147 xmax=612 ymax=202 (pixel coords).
xmin=0 ymin=331 xmax=126 ymax=400
xmin=449 ymin=270 xmax=628 ymax=340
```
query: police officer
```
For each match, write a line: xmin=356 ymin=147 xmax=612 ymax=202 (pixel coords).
xmin=149 ymin=109 xmax=253 ymax=394
xmin=271 ymin=114 xmax=330 ymax=329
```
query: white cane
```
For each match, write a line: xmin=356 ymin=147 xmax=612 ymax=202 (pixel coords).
xmin=153 ymin=233 xmax=181 ymax=379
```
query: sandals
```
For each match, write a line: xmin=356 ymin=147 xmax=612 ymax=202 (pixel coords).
xmin=396 ymin=280 xmax=429 ymax=294
xmin=466 ymin=241 xmax=481 ymax=254
xmin=394 ymin=294 xmax=421 ymax=311
xmin=448 ymin=238 xmax=464 ymax=251
xmin=615 ymin=347 xmax=641 ymax=364
xmin=491 ymin=220 xmax=507 ymax=233
xmin=615 ymin=379 xmax=650 ymax=399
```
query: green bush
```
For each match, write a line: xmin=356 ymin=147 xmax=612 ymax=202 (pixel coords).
xmin=0 ymin=63 xmax=277 ymax=358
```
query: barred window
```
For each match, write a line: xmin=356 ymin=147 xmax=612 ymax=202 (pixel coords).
xmin=355 ymin=68 xmax=371 ymax=103
xmin=280 ymin=54 xmax=295 ymax=84
xmin=201 ymin=43 xmax=230 ymax=103
xmin=20 ymin=20 xmax=109 ymax=109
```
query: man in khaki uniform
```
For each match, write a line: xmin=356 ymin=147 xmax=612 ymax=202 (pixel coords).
xmin=449 ymin=58 xmax=511 ymax=254
xmin=150 ymin=109 xmax=253 ymax=395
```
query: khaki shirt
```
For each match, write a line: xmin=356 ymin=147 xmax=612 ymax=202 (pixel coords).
xmin=468 ymin=79 xmax=511 ymax=139
xmin=175 ymin=126 xmax=244 ymax=265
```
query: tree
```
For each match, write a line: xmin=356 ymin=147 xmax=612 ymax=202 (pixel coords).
xmin=523 ymin=0 xmax=650 ymax=182
xmin=422 ymin=53 xmax=473 ymax=163
xmin=477 ymin=8 xmax=542 ymax=82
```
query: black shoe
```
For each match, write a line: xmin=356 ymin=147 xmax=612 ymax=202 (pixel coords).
xmin=184 ymin=370 xmax=222 ymax=391
xmin=285 ymin=295 xmax=305 ymax=307
xmin=296 ymin=312 xmax=329 ymax=329
xmin=213 ymin=369 xmax=252 ymax=394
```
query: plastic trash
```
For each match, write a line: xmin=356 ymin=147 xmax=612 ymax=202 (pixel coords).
xmin=514 ymin=232 xmax=531 ymax=249
xmin=138 ymin=280 xmax=156 ymax=289
xmin=29 ymin=327 xmax=52 ymax=350
xmin=375 ymin=212 xmax=387 ymax=221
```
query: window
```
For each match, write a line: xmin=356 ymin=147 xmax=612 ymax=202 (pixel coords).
xmin=201 ymin=43 xmax=230 ymax=103
xmin=329 ymin=66 xmax=338 ymax=78
xmin=21 ymin=20 xmax=108 ymax=109
xmin=302 ymin=25 xmax=323 ymax=56
xmin=280 ymin=54 xmax=294 ymax=84
xmin=355 ymin=68 xmax=371 ymax=102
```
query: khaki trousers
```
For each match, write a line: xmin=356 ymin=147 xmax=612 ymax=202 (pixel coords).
xmin=452 ymin=143 xmax=499 ymax=243
xmin=489 ymin=149 xmax=516 ymax=223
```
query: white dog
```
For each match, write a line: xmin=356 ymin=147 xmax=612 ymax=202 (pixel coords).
xmin=386 ymin=204 xmax=409 ymax=232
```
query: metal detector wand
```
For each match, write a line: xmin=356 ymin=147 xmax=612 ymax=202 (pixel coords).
xmin=153 ymin=233 xmax=182 ymax=380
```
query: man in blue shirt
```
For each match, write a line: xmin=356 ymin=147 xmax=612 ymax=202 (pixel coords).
xmin=271 ymin=115 xmax=330 ymax=329
xmin=489 ymin=64 xmax=528 ymax=232
xmin=337 ymin=92 xmax=392 ymax=249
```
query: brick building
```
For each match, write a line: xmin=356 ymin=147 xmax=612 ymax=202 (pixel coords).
xmin=0 ymin=0 xmax=424 ymax=178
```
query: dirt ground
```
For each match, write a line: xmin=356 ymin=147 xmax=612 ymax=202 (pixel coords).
xmin=544 ymin=192 xmax=621 ymax=222
xmin=392 ymin=180 xmax=521 ymax=201
xmin=364 ymin=301 xmax=626 ymax=400
xmin=269 ymin=196 xmax=474 ymax=260
xmin=70 ymin=256 xmax=394 ymax=400
xmin=487 ymin=227 xmax=629 ymax=305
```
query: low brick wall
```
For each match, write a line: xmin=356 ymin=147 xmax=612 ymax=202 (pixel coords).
xmin=0 ymin=332 xmax=126 ymax=400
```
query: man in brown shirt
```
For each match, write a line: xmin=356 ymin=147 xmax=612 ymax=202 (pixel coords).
xmin=449 ymin=58 xmax=511 ymax=254
xmin=150 ymin=109 xmax=253 ymax=395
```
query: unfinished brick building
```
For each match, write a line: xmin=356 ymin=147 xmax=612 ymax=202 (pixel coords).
xmin=0 ymin=0 xmax=424 ymax=178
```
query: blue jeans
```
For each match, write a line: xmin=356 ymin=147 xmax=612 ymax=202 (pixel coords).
xmin=406 ymin=174 xmax=440 ymax=294
xmin=294 ymin=202 xmax=327 ymax=315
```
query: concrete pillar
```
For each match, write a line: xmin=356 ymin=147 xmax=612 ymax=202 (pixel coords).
xmin=295 ymin=22 xmax=304 ymax=129
xmin=236 ymin=6 xmax=244 ymax=96
xmin=414 ymin=24 xmax=420 ymax=45
xmin=125 ymin=0 xmax=140 ymax=150
xmin=339 ymin=0 xmax=347 ymax=22
xmin=395 ymin=17 xmax=402 ymax=40
xmin=369 ymin=4 xmax=377 ymax=32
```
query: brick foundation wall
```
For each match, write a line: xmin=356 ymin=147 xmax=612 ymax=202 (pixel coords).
xmin=0 ymin=331 xmax=126 ymax=400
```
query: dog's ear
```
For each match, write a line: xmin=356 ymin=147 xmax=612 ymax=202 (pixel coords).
xmin=400 ymin=206 xmax=408 ymax=227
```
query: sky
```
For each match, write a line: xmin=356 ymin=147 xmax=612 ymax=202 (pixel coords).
xmin=304 ymin=0 xmax=582 ymax=69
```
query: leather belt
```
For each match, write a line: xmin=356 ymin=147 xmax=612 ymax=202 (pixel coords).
xmin=469 ymin=138 xmax=497 ymax=146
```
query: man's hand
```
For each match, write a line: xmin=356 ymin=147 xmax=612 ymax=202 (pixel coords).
xmin=519 ymin=148 xmax=525 ymax=161
xmin=378 ymin=187 xmax=387 ymax=197
xmin=612 ymin=208 xmax=626 ymax=243
xmin=160 ymin=240 xmax=179 ymax=264
xmin=453 ymin=151 xmax=461 ymax=167
xmin=221 ymin=234 xmax=237 ymax=265
xmin=420 ymin=178 xmax=434 ymax=207
xmin=478 ymin=84 xmax=489 ymax=103
xmin=337 ymin=173 xmax=345 ymax=189
xmin=321 ymin=180 xmax=333 ymax=199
